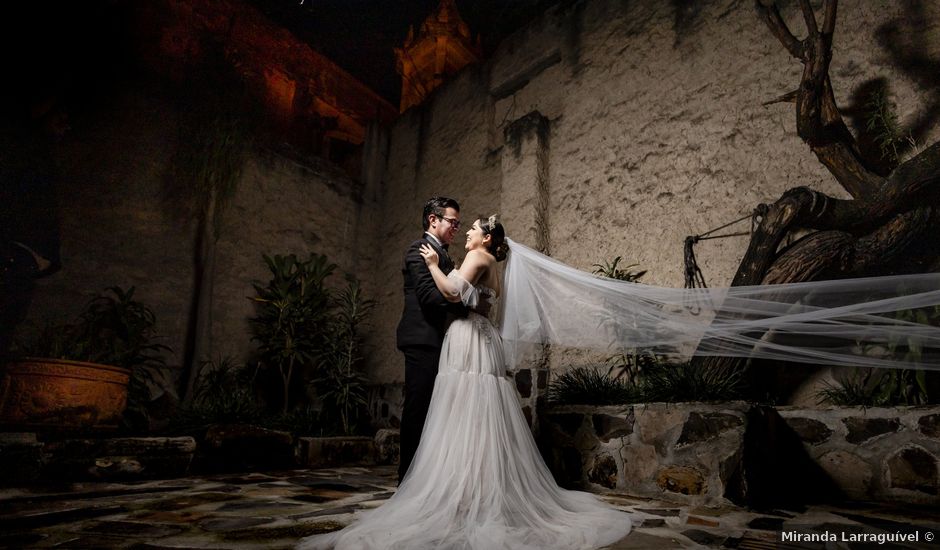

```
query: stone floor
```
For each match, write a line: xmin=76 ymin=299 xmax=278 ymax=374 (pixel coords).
xmin=1 ymin=465 xmax=938 ymax=549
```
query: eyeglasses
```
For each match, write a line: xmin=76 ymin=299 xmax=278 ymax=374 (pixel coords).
xmin=437 ymin=215 xmax=461 ymax=229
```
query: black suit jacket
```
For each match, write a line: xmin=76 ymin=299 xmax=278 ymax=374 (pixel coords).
xmin=396 ymin=235 xmax=468 ymax=349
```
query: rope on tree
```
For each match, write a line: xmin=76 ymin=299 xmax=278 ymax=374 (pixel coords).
xmin=684 ymin=205 xmax=768 ymax=289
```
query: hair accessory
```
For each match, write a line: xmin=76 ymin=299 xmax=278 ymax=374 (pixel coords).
xmin=488 ymin=214 xmax=498 ymax=228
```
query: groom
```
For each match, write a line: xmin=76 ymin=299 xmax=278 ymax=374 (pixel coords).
xmin=396 ymin=196 xmax=467 ymax=483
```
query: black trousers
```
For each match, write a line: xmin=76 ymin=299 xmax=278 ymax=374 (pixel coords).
xmin=398 ymin=345 xmax=442 ymax=483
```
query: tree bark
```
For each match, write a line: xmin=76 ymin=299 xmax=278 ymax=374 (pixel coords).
xmin=691 ymin=3 xmax=940 ymax=382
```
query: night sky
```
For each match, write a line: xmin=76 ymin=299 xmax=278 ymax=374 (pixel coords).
xmin=1 ymin=0 xmax=551 ymax=115
xmin=248 ymin=0 xmax=553 ymax=104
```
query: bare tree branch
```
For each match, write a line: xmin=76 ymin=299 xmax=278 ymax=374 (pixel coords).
xmin=759 ymin=0 xmax=884 ymax=199
xmin=763 ymin=89 xmax=798 ymax=106
xmin=755 ymin=0 xmax=803 ymax=58
xmin=821 ymin=0 xmax=837 ymax=36
xmin=798 ymin=0 xmax=818 ymax=36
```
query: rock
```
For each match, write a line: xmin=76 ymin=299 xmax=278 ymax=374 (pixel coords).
xmin=686 ymin=515 xmax=719 ymax=527
xmin=918 ymin=414 xmax=940 ymax=439
xmin=656 ymin=466 xmax=705 ymax=495
xmin=682 ymin=529 xmax=725 ymax=546
xmin=783 ymin=417 xmax=832 ymax=445
xmin=817 ymin=450 xmax=872 ymax=497
xmin=592 ymin=410 xmax=635 ymax=442
xmin=886 ymin=446 xmax=938 ymax=495
xmin=843 ymin=417 xmax=899 ymax=444
xmin=43 ymin=436 xmax=196 ymax=481
xmin=588 ymin=453 xmax=618 ymax=489
xmin=634 ymin=406 xmax=686 ymax=456
xmin=676 ymin=412 xmax=743 ymax=446
xmin=374 ymin=429 xmax=399 ymax=465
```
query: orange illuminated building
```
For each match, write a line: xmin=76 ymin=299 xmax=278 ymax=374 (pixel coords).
xmin=143 ymin=0 xmax=397 ymax=170
xmin=395 ymin=0 xmax=482 ymax=112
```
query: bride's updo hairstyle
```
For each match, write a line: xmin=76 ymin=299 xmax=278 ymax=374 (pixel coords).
xmin=479 ymin=214 xmax=508 ymax=262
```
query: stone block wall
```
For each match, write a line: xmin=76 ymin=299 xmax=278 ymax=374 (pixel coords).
xmin=778 ymin=407 xmax=940 ymax=503
xmin=543 ymin=403 xmax=749 ymax=506
xmin=542 ymin=403 xmax=940 ymax=507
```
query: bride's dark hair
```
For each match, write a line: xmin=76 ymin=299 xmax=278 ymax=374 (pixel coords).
xmin=479 ymin=215 xmax=508 ymax=262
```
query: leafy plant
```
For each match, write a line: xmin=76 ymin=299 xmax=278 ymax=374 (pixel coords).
xmin=249 ymin=253 xmax=337 ymax=414
xmin=823 ymin=304 xmax=940 ymax=407
xmin=15 ymin=286 xmax=171 ymax=428
xmin=19 ymin=286 xmax=169 ymax=369
xmin=604 ymin=350 xmax=658 ymax=384
xmin=865 ymin=88 xmax=908 ymax=166
xmin=171 ymin=356 xmax=262 ymax=433
xmin=270 ymin=404 xmax=322 ymax=436
xmin=818 ymin=368 xmax=927 ymax=407
xmin=639 ymin=360 xmax=745 ymax=403
xmin=592 ymin=256 xmax=647 ymax=283
xmin=547 ymin=366 xmax=639 ymax=406
xmin=315 ymin=279 xmax=376 ymax=436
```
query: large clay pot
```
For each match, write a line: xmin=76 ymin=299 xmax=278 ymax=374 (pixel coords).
xmin=0 ymin=358 xmax=130 ymax=430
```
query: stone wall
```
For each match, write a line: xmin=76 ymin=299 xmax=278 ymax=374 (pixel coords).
xmin=26 ymin=86 xmax=364 ymax=373
xmin=778 ymin=406 xmax=940 ymax=504
xmin=541 ymin=403 xmax=940 ymax=507
xmin=543 ymin=403 xmax=749 ymax=506
xmin=362 ymin=0 xmax=940 ymax=386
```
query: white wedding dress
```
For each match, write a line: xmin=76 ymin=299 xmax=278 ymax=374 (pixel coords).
xmin=298 ymin=272 xmax=632 ymax=550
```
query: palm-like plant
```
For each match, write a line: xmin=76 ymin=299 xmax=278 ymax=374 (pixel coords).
xmin=316 ymin=279 xmax=376 ymax=435
xmin=249 ymin=253 xmax=336 ymax=414
xmin=592 ymin=256 xmax=647 ymax=283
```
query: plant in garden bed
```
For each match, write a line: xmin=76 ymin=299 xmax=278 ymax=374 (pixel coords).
xmin=249 ymin=253 xmax=376 ymax=435
xmin=314 ymin=278 xmax=375 ymax=436
xmin=170 ymin=356 xmax=262 ymax=433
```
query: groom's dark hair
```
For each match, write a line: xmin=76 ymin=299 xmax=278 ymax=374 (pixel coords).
xmin=422 ymin=196 xmax=460 ymax=230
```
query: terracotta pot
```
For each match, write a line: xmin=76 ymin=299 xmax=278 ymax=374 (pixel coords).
xmin=0 ymin=358 xmax=131 ymax=430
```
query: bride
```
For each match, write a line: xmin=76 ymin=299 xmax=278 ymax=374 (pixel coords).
xmin=298 ymin=215 xmax=632 ymax=550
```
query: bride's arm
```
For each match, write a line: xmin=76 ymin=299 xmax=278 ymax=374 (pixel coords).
xmin=419 ymin=246 xmax=488 ymax=303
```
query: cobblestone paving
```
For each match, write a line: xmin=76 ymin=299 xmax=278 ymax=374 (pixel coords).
xmin=1 ymin=466 xmax=938 ymax=549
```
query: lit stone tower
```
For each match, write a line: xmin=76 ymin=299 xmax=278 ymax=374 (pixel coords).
xmin=395 ymin=0 xmax=482 ymax=112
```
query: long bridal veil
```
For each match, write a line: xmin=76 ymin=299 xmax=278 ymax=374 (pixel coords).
xmin=500 ymin=239 xmax=940 ymax=371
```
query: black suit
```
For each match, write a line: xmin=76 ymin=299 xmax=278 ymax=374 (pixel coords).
xmin=396 ymin=235 xmax=466 ymax=482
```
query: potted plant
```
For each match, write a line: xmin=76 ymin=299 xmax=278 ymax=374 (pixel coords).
xmin=1 ymin=286 xmax=169 ymax=430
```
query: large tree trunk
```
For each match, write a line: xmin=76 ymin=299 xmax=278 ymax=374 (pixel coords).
xmin=693 ymin=1 xmax=940 ymax=387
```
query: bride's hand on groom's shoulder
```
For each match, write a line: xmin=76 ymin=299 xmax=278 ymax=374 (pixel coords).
xmin=419 ymin=244 xmax=438 ymax=266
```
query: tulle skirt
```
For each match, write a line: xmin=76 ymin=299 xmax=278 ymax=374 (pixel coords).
xmin=298 ymin=313 xmax=632 ymax=549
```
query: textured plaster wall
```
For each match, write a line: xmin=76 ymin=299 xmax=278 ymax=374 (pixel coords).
xmin=26 ymin=87 xmax=363 ymax=373
xmin=365 ymin=0 xmax=940 ymax=384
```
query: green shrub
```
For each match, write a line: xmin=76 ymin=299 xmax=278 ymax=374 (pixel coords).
xmin=547 ymin=366 xmax=639 ymax=406
xmin=639 ymin=361 xmax=745 ymax=403
xmin=818 ymin=368 xmax=927 ymax=407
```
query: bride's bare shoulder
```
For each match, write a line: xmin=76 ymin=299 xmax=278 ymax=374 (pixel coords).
xmin=466 ymin=248 xmax=496 ymax=265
